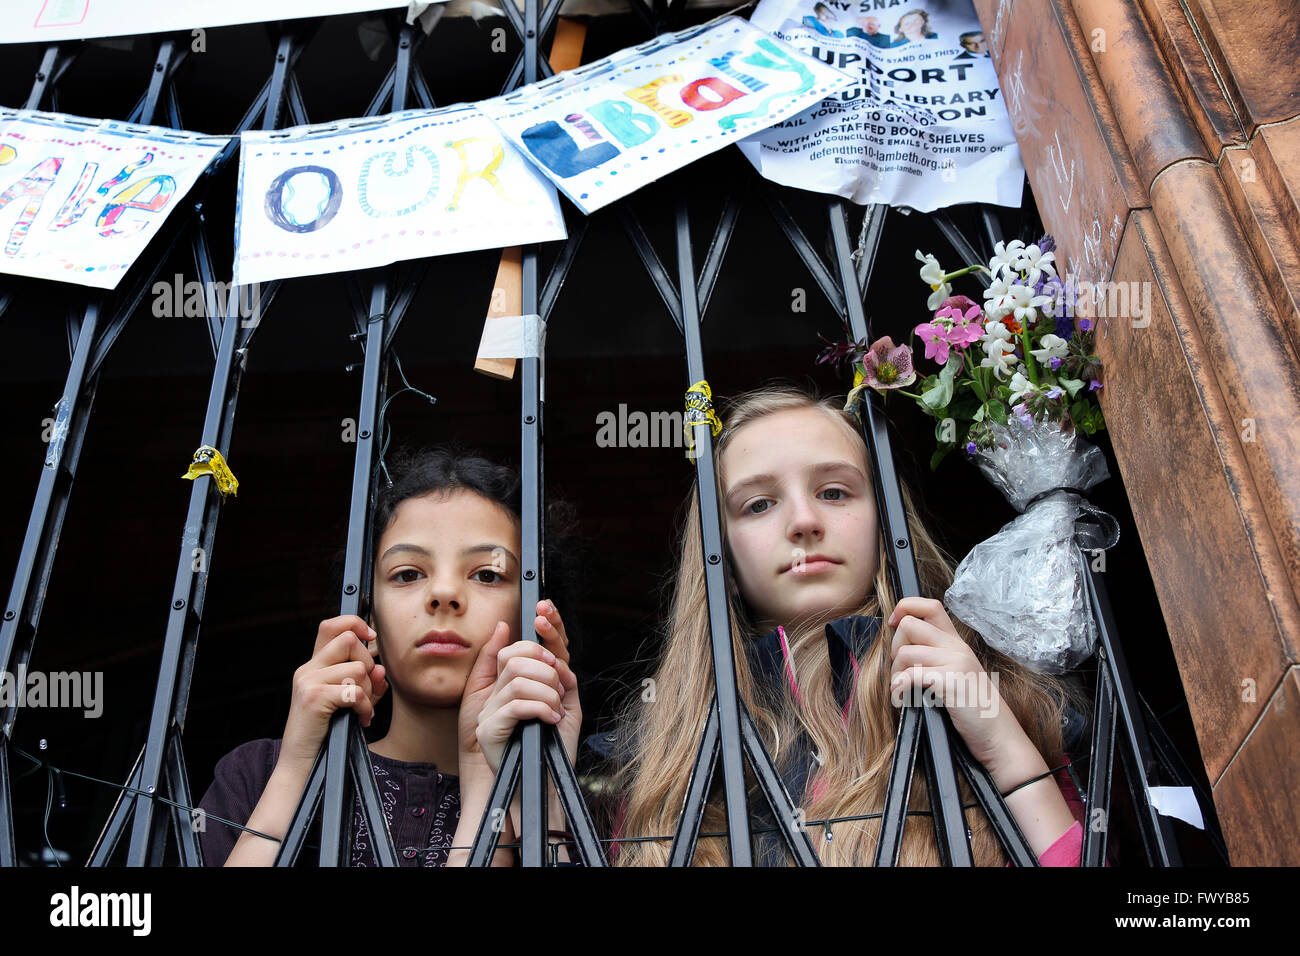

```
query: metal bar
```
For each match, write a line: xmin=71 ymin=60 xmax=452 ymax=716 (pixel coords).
xmin=87 ymin=748 xmax=145 ymax=866
xmin=317 ymin=284 xmax=392 ymax=866
xmin=275 ymin=748 xmax=326 ymax=866
xmin=1083 ymin=560 xmax=1181 ymax=865
xmin=932 ymin=209 xmax=992 ymax=289
xmin=517 ymin=115 xmax=550 ymax=870
xmin=738 ymin=704 xmax=820 ymax=866
xmin=1083 ymin=653 xmax=1116 ymax=867
xmin=696 ymin=185 xmax=745 ymax=321
xmin=0 ymin=299 xmax=103 ymax=867
xmin=854 ymin=203 xmax=887 ymax=301
xmin=125 ymin=267 xmax=252 ymax=865
xmin=542 ymin=730 xmax=607 ymax=866
xmin=24 ymin=44 xmax=82 ymax=111
xmin=1139 ymin=695 xmax=1228 ymax=862
xmin=978 ymin=206 xmax=1002 ymax=262
xmin=539 ymin=218 xmax=587 ymax=323
xmin=467 ymin=731 xmax=522 ymax=865
xmin=164 ymin=727 xmax=202 ymax=866
xmin=617 ymin=208 xmax=683 ymax=333
xmin=347 ymin=723 xmax=399 ymax=866
xmin=667 ymin=697 xmax=720 ymax=866
xmin=131 ymin=37 xmax=186 ymax=125
xmin=670 ymin=197 xmax=752 ymax=865
xmin=759 ymin=184 xmax=845 ymax=317
xmin=948 ymin=720 xmax=1038 ymax=866
xmin=826 ymin=200 xmax=972 ymax=866
xmin=115 ymin=25 xmax=309 ymax=862
xmin=874 ymin=705 xmax=923 ymax=865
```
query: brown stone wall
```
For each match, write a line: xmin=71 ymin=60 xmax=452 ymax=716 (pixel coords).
xmin=974 ymin=0 xmax=1300 ymax=864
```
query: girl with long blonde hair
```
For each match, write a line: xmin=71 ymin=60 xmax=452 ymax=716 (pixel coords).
xmin=607 ymin=384 xmax=1088 ymax=866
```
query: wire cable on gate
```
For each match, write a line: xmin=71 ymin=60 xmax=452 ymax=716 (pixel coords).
xmin=13 ymin=745 xmax=1077 ymax=862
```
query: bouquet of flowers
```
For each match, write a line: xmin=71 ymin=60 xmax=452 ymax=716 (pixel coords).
xmin=820 ymin=236 xmax=1116 ymax=674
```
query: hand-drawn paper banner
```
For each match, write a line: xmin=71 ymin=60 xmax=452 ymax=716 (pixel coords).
xmin=0 ymin=1 xmax=415 ymax=44
xmin=0 ymin=109 xmax=228 ymax=289
xmin=475 ymin=16 xmax=855 ymax=214
xmin=738 ymin=0 xmax=1025 ymax=211
xmin=235 ymin=106 xmax=567 ymax=286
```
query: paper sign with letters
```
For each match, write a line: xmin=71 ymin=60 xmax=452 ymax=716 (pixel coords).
xmin=738 ymin=0 xmax=1025 ymax=211
xmin=235 ymin=106 xmax=567 ymax=286
xmin=0 ymin=109 xmax=228 ymax=289
xmin=0 ymin=1 xmax=414 ymax=43
xmin=476 ymin=16 xmax=855 ymax=214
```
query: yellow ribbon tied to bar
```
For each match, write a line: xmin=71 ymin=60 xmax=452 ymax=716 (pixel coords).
xmin=683 ymin=380 xmax=722 ymax=464
xmin=182 ymin=445 xmax=239 ymax=498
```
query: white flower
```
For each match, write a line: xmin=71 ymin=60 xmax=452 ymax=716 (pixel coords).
xmin=987 ymin=239 xmax=1026 ymax=280
xmin=1009 ymin=370 xmax=1034 ymax=404
xmin=916 ymin=250 xmax=951 ymax=309
xmin=916 ymin=249 xmax=944 ymax=285
xmin=979 ymin=321 xmax=1017 ymax=379
xmin=1016 ymin=244 xmax=1057 ymax=286
xmin=981 ymin=341 xmax=1018 ymax=379
xmin=927 ymin=281 xmax=952 ymax=310
xmin=1030 ymin=333 xmax=1069 ymax=363
xmin=998 ymin=283 xmax=1056 ymax=326
xmin=982 ymin=276 xmax=1012 ymax=320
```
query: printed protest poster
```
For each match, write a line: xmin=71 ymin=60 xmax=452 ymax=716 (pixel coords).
xmin=476 ymin=16 xmax=855 ymax=214
xmin=0 ymin=1 xmax=414 ymax=43
xmin=738 ymin=0 xmax=1025 ymax=211
xmin=235 ymin=106 xmax=567 ymax=286
xmin=0 ymin=109 xmax=228 ymax=289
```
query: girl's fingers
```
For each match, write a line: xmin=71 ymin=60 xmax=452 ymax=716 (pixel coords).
xmin=888 ymin=598 xmax=960 ymax=641
xmin=889 ymin=643 xmax=952 ymax=677
xmin=889 ymin=664 xmax=944 ymax=708
xmin=554 ymin=656 xmax=578 ymax=693
xmin=314 ymin=615 xmax=377 ymax=657
xmin=536 ymin=600 xmax=571 ymax=663
xmin=497 ymin=638 xmax=557 ymax=672
xmin=466 ymin=622 xmax=514 ymax=694
xmin=490 ymin=674 xmax=565 ymax=716
xmin=889 ymin=610 xmax=962 ymax=659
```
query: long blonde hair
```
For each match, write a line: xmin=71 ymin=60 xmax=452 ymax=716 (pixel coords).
xmin=609 ymin=385 xmax=1072 ymax=866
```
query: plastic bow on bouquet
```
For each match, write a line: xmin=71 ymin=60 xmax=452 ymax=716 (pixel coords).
xmin=819 ymin=236 xmax=1116 ymax=673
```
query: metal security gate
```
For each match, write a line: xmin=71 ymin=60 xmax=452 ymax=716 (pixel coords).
xmin=0 ymin=2 xmax=1223 ymax=867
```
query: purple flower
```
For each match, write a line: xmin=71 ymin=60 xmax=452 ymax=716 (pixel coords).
xmin=1046 ymin=387 xmax=1063 ymax=400
xmin=1012 ymin=402 xmax=1035 ymax=430
xmin=966 ymin=441 xmax=977 ymax=454
xmin=1049 ymin=356 xmax=1063 ymax=371
xmin=1079 ymin=318 xmax=1093 ymax=332
xmin=1089 ymin=379 xmax=1103 ymax=392
xmin=1038 ymin=234 xmax=1056 ymax=255
xmin=1055 ymin=313 xmax=1074 ymax=341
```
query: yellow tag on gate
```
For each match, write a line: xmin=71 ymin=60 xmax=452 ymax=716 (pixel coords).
xmin=182 ymin=445 xmax=239 ymax=498
xmin=683 ymin=380 xmax=722 ymax=464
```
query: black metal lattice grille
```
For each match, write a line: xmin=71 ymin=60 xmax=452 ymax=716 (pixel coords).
xmin=0 ymin=2 xmax=1222 ymax=867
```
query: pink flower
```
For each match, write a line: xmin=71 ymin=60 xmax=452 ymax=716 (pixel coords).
xmin=914 ymin=320 xmax=953 ymax=365
xmin=935 ymin=295 xmax=984 ymax=349
xmin=861 ymin=336 xmax=916 ymax=390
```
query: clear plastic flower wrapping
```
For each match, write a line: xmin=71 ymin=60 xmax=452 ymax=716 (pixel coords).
xmin=944 ymin=419 xmax=1115 ymax=674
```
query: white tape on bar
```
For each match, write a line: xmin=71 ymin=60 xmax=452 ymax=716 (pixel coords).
xmin=1147 ymin=786 xmax=1204 ymax=830
xmin=476 ymin=313 xmax=546 ymax=360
